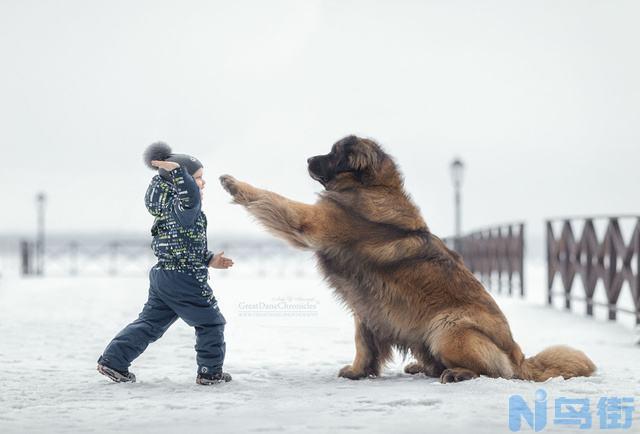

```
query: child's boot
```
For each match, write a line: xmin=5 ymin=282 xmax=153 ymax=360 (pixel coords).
xmin=196 ymin=371 xmax=232 ymax=385
xmin=97 ymin=363 xmax=137 ymax=383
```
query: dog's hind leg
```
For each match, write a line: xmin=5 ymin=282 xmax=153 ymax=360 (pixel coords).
xmin=404 ymin=346 xmax=446 ymax=377
xmin=339 ymin=315 xmax=391 ymax=380
xmin=404 ymin=360 xmax=447 ymax=377
xmin=403 ymin=361 xmax=425 ymax=375
xmin=432 ymin=328 xmax=514 ymax=384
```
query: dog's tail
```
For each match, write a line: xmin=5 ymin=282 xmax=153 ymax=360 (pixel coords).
xmin=516 ymin=345 xmax=596 ymax=382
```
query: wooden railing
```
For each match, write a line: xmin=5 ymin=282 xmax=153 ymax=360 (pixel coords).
xmin=547 ymin=216 xmax=640 ymax=324
xmin=18 ymin=238 xmax=312 ymax=278
xmin=446 ymin=223 xmax=525 ymax=296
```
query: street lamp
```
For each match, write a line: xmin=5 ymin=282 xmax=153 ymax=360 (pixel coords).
xmin=450 ymin=158 xmax=465 ymax=243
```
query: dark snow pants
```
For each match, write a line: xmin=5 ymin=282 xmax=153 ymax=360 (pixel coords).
xmin=98 ymin=268 xmax=226 ymax=375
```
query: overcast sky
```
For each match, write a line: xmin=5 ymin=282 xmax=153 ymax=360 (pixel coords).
xmin=1 ymin=0 xmax=638 ymax=243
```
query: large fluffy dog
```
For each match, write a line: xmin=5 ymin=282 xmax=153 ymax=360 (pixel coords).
xmin=219 ymin=135 xmax=595 ymax=383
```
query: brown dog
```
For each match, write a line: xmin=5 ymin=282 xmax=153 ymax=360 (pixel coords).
xmin=219 ymin=135 xmax=595 ymax=383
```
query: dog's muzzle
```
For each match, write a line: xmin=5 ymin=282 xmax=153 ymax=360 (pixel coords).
xmin=307 ymin=156 xmax=331 ymax=186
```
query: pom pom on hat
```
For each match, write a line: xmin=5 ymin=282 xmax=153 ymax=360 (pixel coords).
xmin=143 ymin=141 xmax=203 ymax=179
xmin=143 ymin=142 xmax=172 ymax=170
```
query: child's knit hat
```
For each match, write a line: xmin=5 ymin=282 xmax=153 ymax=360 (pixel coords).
xmin=143 ymin=142 xmax=203 ymax=180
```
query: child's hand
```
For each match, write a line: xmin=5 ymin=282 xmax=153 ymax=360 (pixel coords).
xmin=151 ymin=160 xmax=180 ymax=171
xmin=209 ymin=251 xmax=234 ymax=269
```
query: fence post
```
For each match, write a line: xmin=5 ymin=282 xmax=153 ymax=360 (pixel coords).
xmin=604 ymin=220 xmax=616 ymax=321
xmin=35 ymin=192 xmax=46 ymax=276
xmin=494 ymin=227 xmax=503 ymax=294
xmin=561 ymin=221 xmax=573 ymax=311
xmin=519 ymin=223 xmax=525 ymax=297
xmin=636 ymin=218 xmax=640 ymax=325
xmin=584 ymin=219 xmax=595 ymax=318
xmin=20 ymin=240 xmax=32 ymax=276
xmin=546 ymin=221 xmax=553 ymax=305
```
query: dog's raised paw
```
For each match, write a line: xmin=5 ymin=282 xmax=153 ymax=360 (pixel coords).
xmin=219 ymin=175 xmax=239 ymax=196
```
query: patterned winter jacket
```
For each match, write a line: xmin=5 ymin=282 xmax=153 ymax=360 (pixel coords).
xmin=145 ymin=166 xmax=214 ymax=285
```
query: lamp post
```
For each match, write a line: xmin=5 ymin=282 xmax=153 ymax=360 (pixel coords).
xmin=36 ymin=192 xmax=46 ymax=276
xmin=450 ymin=158 xmax=465 ymax=250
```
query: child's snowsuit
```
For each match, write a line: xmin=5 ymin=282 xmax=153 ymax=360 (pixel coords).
xmin=99 ymin=166 xmax=225 ymax=375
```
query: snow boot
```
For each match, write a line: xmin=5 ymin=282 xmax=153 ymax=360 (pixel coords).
xmin=97 ymin=363 xmax=137 ymax=383
xmin=196 ymin=371 xmax=232 ymax=385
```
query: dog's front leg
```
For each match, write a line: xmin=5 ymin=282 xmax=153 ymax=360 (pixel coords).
xmin=219 ymin=175 xmax=332 ymax=249
xmin=339 ymin=315 xmax=391 ymax=380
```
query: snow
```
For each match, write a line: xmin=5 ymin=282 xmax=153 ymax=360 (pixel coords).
xmin=0 ymin=260 xmax=638 ymax=434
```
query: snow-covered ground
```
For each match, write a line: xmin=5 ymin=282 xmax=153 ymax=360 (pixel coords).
xmin=0 ymin=259 xmax=638 ymax=434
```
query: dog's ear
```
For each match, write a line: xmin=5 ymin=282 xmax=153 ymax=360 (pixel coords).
xmin=347 ymin=138 xmax=382 ymax=171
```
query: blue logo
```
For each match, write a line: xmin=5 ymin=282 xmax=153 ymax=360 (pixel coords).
xmin=509 ymin=390 xmax=634 ymax=431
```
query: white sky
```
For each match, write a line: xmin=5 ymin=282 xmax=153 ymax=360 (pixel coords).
xmin=1 ymin=0 xmax=639 ymax=242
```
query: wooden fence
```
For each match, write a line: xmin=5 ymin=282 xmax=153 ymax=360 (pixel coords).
xmin=447 ymin=223 xmax=525 ymax=296
xmin=547 ymin=216 xmax=640 ymax=324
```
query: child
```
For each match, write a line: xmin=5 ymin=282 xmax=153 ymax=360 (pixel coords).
xmin=97 ymin=142 xmax=234 ymax=385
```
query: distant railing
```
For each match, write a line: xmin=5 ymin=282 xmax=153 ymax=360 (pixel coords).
xmin=547 ymin=216 xmax=640 ymax=324
xmin=446 ymin=223 xmax=525 ymax=296
xmin=20 ymin=240 xmax=155 ymax=276
xmin=19 ymin=239 xmax=314 ymax=278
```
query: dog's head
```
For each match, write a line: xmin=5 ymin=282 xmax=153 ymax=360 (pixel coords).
xmin=307 ymin=135 xmax=393 ymax=189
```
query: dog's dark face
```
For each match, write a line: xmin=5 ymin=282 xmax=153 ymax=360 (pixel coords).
xmin=307 ymin=135 xmax=384 ymax=188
